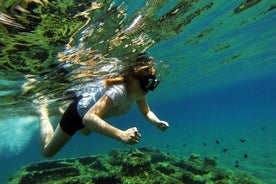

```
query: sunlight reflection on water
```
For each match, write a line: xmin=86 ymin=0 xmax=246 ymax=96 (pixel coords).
xmin=0 ymin=116 xmax=37 ymax=157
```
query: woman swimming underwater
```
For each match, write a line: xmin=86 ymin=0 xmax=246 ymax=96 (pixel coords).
xmin=38 ymin=57 xmax=169 ymax=158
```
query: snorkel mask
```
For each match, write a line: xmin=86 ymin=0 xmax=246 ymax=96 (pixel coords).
xmin=130 ymin=55 xmax=160 ymax=92
xmin=138 ymin=75 xmax=160 ymax=93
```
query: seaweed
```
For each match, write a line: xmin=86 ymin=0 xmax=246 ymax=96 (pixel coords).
xmin=9 ymin=147 xmax=266 ymax=184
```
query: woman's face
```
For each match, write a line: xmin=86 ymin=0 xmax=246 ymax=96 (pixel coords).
xmin=129 ymin=65 xmax=160 ymax=95
xmin=137 ymin=75 xmax=159 ymax=92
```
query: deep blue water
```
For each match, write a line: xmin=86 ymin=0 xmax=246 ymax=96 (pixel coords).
xmin=2 ymin=73 xmax=276 ymax=183
xmin=1 ymin=0 xmax=276 ymax=183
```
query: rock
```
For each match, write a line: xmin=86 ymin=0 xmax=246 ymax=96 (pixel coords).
xmin=121 ymin=148 xmax=152 ymax=176
xmin=9 ymin=147 xmax=266 ymax=184
xmin=204 ymin=156 xmax=217 ymax=167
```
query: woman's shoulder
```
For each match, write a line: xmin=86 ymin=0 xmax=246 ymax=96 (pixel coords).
xmin=105 ymin=83 xmax=127 ymax=104
xmin=106 ymin=83 xmax=127 ymax=95
xmin=77 ymin=80 xmax=127 ymax=99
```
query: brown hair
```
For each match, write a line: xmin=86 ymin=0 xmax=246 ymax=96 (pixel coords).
xmin=104 ymin=58 xmax=156 ymax=86
xmin=104 ymin=76 xmax=125 ymax=86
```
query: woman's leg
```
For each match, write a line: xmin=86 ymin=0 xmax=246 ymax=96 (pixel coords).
xmin=38 ymin=105 xmax=71 ymax=158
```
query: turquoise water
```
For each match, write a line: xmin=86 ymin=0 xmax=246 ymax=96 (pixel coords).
xmin=1 ymin=0 xmax=276 ymax=183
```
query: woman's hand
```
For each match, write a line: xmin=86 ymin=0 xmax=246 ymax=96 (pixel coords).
xmin=120 ymin=127 xmax=141 ymax=145
xmin=155 ymin=121 xmax=169 ymax=131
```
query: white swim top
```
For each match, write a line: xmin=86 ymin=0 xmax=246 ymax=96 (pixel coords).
xmin=77 ymin=80 xmax=141 ymax=119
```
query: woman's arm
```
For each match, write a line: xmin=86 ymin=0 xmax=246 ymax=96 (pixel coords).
xmin=136 ymin=97 xmax=169 ymax=131
xmin=82 ymin=95 xmax=141 ymax=144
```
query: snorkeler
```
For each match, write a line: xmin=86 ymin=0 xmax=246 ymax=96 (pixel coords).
xmin=37 ymin=57 xmax=169 ymax=158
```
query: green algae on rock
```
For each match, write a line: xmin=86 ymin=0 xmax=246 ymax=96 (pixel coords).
xmin=0 ymin=0 xmax=89 ymax=75
xmin=9 ymin=147 xmax=265 ymax=184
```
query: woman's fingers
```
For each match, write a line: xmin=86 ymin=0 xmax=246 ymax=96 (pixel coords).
xmin=131 ymin=127 xmax=141 ymax=137
xmin=129 ymin=127 xmax=141 ymax=144
xmin=157 ymin=121 xmax=169 ymax=131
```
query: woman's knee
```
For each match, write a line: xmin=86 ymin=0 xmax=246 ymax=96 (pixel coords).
xmin=40 ymin=125 xmax=71 ymax=158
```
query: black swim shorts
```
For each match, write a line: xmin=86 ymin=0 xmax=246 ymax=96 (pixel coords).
xmin=59 ymin=97 xmax=84 ymax=136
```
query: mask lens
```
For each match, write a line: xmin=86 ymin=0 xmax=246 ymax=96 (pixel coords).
xmin=139 ymin=76 xmax=160 ymax=92
xmin=147 ymin=78 xmax=160 ymax=91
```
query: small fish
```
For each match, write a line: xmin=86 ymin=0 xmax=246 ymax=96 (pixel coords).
xmin=234 ymin=160 xmax=239 ymax=168
xmin=223 ymin=148 xmax=228 ymax=153
xmin=216 ymin=140 xmax=220 ymax=144
xmin=240 ymin=139 xmax=246 ymax=143
xmin=244 ymin=154 xmax=248 ymax=158
xmin=202 ymin=143 xmax=207 ymax=146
